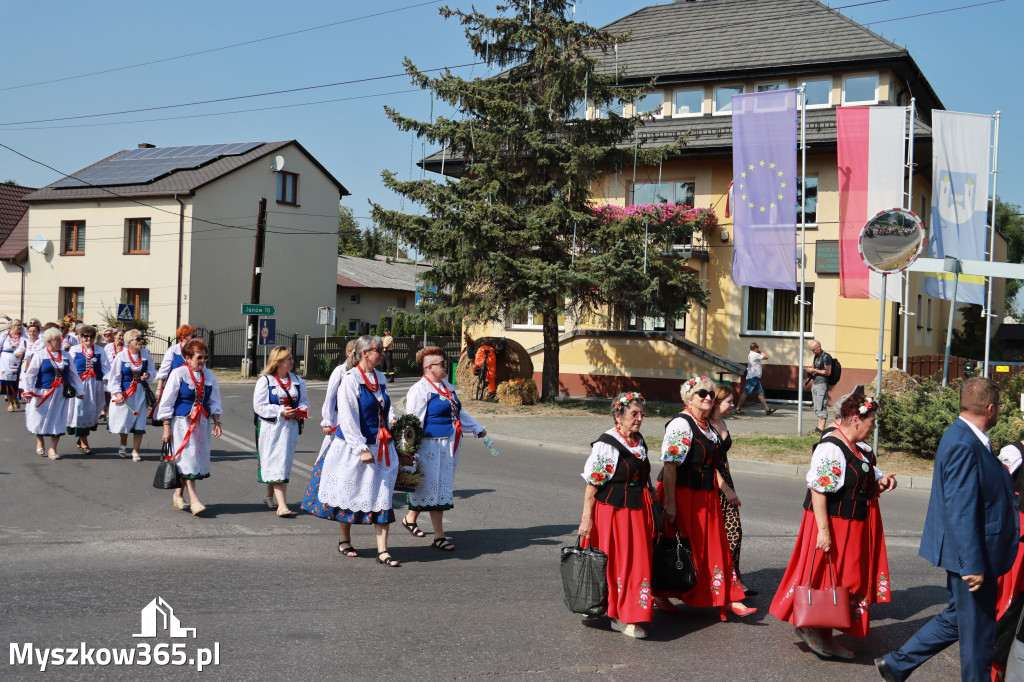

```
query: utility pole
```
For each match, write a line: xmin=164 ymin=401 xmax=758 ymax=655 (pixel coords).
xmin=245 ymin=198 xmax=268 ymax=377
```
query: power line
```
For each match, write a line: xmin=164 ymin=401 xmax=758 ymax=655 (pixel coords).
xmin=0 ymin=1 xmax=444 ymax=93
xmin=862 ymin=0 xmax=1005 ymax=25
xmin=0 ymin=89 xmax=424 ymax=132
xmin=0 ymin=63 xmax=482 ymax=127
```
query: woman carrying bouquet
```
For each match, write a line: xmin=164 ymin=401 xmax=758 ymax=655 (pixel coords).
xmin=301 ymin=335 xmax=401 ymax=567
xmin=578 ymin=392 xmax=655 ymax=639
xmin=253 ymin=346 xmax=309 ymax=517
xmin=400 ymin=346 xmax=486 ymax=551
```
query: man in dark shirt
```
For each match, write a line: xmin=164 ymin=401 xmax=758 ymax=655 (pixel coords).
xmin=805 ymin=341 xmax=832 ymax=432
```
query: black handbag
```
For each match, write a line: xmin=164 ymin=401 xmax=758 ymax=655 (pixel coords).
xmin=560 ymin=537 xmax=608 ymax=616
xmin=152 ymin=442 xmax=180 ymax=490
xmin=60 ymin=366 xmax=77 ymax=399
xmin=652 ymin=532 xmax=698 ymax=593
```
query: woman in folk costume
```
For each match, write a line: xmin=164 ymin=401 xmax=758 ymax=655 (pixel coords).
xmin=400 ymin=346 xmax=486 ymax=551
xmin=106 ymin=328 xmax=155 ymax=462
xmin=19 ymin=320 xmax=45 ymax=398
xmin=22 ymin=326 xmax=84 ymax=460
xmin=67 ymin=325 xmax=108 ymax=455
xmin=253 ymin=346 xmax=309 ymax=518
xmin=0 ymin=318 xmax=27 ymax=412
xmin=301 ymin=335 xmax=401 ymax=567
xmin=154 ymin=325 xmax=196 ymax=403
xmin=157 ymin=339 xmax=222 ymax=516
xmin=578 ymin=392 xmax=656 ymax=639
xmin=769 ymin=394 xmax=897 ymax=659
xmin=655 ymin=375 xmax=756 ymax=620
xmin=316 ymin=340 xmax=355 ymax=463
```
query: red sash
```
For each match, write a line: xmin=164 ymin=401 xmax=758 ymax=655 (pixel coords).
xmin=425 ymin=377 xmax=462 ymax=456
xmin=32 ymin=352 xmax=65 ymax=406
xmin=358 ymin=365 xmax=391 ymax=466
xmin=174 ymin=367 xmax=208 ymax=458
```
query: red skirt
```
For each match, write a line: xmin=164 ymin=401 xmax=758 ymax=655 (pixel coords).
xmin=586 ymin=491 xmax=655 ymax=624
xmin=769 ymin=503 xmax=891 ymax=638
xmin=654 ymin=482 xmax=745 ymax=607
xmin=996 ymin=510 xmax=1024 ymax=620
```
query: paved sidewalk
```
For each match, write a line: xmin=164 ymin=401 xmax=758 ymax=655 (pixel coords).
xmin=479 ymin=402 xmax=933 ymax=491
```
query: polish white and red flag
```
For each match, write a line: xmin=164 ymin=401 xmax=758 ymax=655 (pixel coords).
xmin=836 ymin=106 xmax=908 ymax=300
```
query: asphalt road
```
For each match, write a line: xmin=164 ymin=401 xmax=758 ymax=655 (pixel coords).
xmin=0 ymin=380 xmax=961 ymax=680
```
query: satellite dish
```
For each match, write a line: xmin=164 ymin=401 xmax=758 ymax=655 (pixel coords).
xmin=858 ymin=208 xmax=924 ymax=275
xmin=29 ymin=234 xmax=50 ymax=255
xmin=271 ymin=155 xmax=285 ymax=172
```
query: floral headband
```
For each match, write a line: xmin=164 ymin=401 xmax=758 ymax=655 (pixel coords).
xmin=685 ymin=376 xmax=711 ymax=389
xmin=858 ymin=397 xmax=877 ymax=415
xmin=613 ymin=392 xmax=645 ymax=410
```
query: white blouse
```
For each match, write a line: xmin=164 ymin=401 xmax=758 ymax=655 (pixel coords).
xmin=581 ymin=428 xmax=647 ymax=487
xmin=806 ymin=441 xmax=885 ymax=493
xmin=661 ymin=414 xmax=718 ymax=464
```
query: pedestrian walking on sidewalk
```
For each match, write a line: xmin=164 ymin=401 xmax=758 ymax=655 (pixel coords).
xmin=876 ymin=377 xmax=1017 ymax=682
xmin=805 ymin=341 xmax=833 ymax=432
xmin=735 ymin=342 xmax=776 ymax=416
xmin=578 ymin=391 xmax=655 ymax=639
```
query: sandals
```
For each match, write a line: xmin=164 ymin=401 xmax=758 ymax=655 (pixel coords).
xmin=81 ymin=446 xmax=93 ymax=455
xmin=172 ymin=496 xmax=190 ymax=511
xmin=432 ymin=536 xmax=455 ymax=551
xmin=796 ymin=627 xmax=833 ymax=659
xmin=401 ymin=518 xmax=426 ymax=537
xmin=47 ymin=450 xmax=61 ymax=460
xmin=337 ymin=541 xmax=358 ymax=557
xmin=118 ymin=446 xmax=128 ymax=458
xmin=276 ymin=506 xmax=295 ymax=518
xmin=376 ymin=551 xmax=400 ymax=567
xmin=766 ymin=407 xmax=777 ymax=415
xmin=263 ymin=496 xmax=277 ymax=510
xmin=36 ymin=447 xmax=45 ymax=457
xmin=132 ymin=452 xmax=142 ymax=463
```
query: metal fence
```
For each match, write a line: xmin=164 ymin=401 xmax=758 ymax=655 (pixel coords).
xmin=907 ymin=354 xmax=1024 ymax=383
xmin=303 ymin=335 xmax=460 ymax=378
xmin=197 ymin=326 xmax=304 ymax=370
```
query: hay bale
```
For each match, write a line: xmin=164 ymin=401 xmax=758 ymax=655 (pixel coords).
xmin=866 ymin=368 xmax=920 ymax=397
xmin=455 ymin=337 xmax=534 ymax=401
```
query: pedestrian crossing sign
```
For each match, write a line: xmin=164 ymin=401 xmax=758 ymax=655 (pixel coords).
xmin=117 ymin=304 xmax=135 ymax=321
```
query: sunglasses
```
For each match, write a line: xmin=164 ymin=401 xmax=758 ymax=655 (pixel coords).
xmin=194 ymin=355 xmax=208 ymax=360
xmin=81 ymin=335 xmax=95 ymax=339
xmin=693 ymin=389 xmax=713 ymax=399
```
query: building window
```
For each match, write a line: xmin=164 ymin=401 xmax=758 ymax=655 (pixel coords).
xmin=713 ymin=85 xmax=743 ymax=115
xmin=842 ymin=73 xmax=878 ymax=105
xmin=629 ymin=313 xmax=667 ymax=331
xmin=796 ymin=176 xmax=818 ymax=225
xmin=349 ymin=293 xmax=360 ymax=304
xmin=631 ymin=181 xmax=695 ymax=208
xmin=123 ymin=289 xmax=149 ymax=321
xmin=672 ymin=88 xmax=703 ymax=117
xmin=397 ymin=296 xmax=407 ymax=308
xmin=567 ymin=99 xmax=587 ymax=120
xmin=508 ymin=309 xmax=565 ymax=330
xmin=61 ymin=221 xmax=85 ymax=255
xmin=125 ymin=218 xmax=150 ymax=254
xmin=916 ymin=294 xmax=924 ymax=329
xmin=276 ymin=171 xmax=299 ymax=205
xmin=348 ymin=319 xmax=360 ymax=334
xmin=61 ymin=287 xmax=84 ymax=320
xmin=756 ymin=81 xmax=788 ymax=92
xmin=634 ymin=91 xmax=665 ymax=118
xmin=744 ymin=286 xmax=813 ymax=336
xmin=804 ymin=78 xmax=832 ymax=108
xmin=593 ymin=99 xmax=624 ymax=119
xmin=926 ymin=298 xmax=933 ymax=332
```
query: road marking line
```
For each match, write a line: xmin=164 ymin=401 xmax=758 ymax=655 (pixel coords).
xmin=220 ymin=428 xmax=313 ymax=473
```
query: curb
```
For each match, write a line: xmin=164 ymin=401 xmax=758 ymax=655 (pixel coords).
xmin=485 ymin=430 xmax=933 ymax=491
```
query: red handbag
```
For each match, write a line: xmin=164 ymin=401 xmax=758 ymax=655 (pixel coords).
xmin=792 ymin=550 xmax=852 ymax=629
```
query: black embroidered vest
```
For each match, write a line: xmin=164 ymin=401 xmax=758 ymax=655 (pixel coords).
xmin=665 ymin=412 xmax=720 ymax=491
xmin=590 ymin=433 xmax=651 ymax=510
xmin=802 ymin=435 xmax=874 ymax=520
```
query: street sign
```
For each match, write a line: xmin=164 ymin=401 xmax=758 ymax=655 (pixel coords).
xmin=317 ymin=306 xmax=336 ymax=326
xmin=242 ymin=304 xmax=275 ymax=316
xmin=116 ymin=304 xmax=135 ymax=321
xmin=414 ymin=285 xmax=437 ymax=309
xmin=259 ymin=318 xmax=276 ymax=346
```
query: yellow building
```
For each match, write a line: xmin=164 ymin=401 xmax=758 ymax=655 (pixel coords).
xmin=431 ymin=0 xmax=1005 ymax=401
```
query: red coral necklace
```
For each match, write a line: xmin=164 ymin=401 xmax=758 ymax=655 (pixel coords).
xmin=615 ymin=425 xmax=638 ymax=449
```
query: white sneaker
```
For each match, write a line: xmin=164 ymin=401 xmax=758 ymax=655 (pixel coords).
xmin=610 ymin=620 xmax=647 ymax=639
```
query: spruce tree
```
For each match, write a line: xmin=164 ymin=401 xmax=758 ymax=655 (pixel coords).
xmin=373 ymin=0 xmax=710 ymax=400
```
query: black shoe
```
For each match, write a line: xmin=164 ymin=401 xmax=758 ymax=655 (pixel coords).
xmin=874 ymin=656 xmax=899 ymax=682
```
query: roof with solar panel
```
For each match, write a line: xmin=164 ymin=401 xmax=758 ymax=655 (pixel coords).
xmin=23 ymin=140 xmax=348 ymax=201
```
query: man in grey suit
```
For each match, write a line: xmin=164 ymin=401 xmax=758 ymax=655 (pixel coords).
xmin=876 ymin=377 xmax=1018 ymax=681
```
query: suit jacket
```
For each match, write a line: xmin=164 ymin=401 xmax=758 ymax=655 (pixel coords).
xmin=919 ymin=417 xmax=1019 ymax=577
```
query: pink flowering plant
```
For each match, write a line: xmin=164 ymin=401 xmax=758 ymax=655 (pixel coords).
xmin=591 ymin=203 xmax=718 ymax=238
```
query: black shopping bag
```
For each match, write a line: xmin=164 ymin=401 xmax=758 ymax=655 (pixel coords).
xmin=560 ymin=537 xmax=608 ymax=616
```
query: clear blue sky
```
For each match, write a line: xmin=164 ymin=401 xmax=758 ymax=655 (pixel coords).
xmin=1 ymin=0 xmax=1020 ymax=234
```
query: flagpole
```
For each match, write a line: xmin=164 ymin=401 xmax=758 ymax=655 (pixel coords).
xmin=983 ymin=111 xmax=1000 ymax=378
xmin=797 ymin=84 xmax=807 ymax=436
xmin=902 ymin=99 xmax=915 ymax=372
xmin=874 ymin=273 xmax=886 ymax=454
